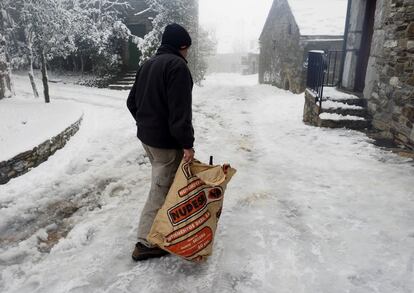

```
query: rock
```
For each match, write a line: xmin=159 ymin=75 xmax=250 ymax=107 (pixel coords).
xmin=384 ymin=40 xmax=398 ymax=48
xmin=390 ymin=76 xmax=400 ymax=86
xmin=402 ymin=107 xmax=414 ymax=121
xmin=406 ymin=22 xmax=414 ymax=39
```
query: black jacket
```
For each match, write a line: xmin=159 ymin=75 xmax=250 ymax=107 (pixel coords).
xmin=127 ymin=45 xmax=194 ymax=149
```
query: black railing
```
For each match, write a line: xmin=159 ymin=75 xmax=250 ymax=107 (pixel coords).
xmin=325 ymin=50 xmax=342 ymax=87
xmin=306 ymin=50 xmax=343 ymax=110
xmin=306 ymin=50 xmax=326 ymax=109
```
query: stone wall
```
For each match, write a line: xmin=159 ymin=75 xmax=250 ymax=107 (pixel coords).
xmin=0 ymin=116 xmax=83 ymax=185
xmin=303 ymin=90 xmax=321 ymax=125
xmin=366 ymin=0 xmax=414 ymax=149
xmin=259 ymin=0 xmax=344 ymax=94
xmin=242 ymin=53 xmax=259 ymax=75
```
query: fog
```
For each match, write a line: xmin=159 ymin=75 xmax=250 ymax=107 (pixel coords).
xmin=199 ymin=0 xmax=273 ymax=54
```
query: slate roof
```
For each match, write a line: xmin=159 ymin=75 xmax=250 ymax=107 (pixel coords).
xmin=261 ymin=0 xmax=348 ymax=38
xmin=287 ymin=0 xmax=348 ymax=36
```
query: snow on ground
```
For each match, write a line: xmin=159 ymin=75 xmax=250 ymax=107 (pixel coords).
xmin=1 ymin=73 xmax=414 ymax=293
xmin=0 ymin=96 xmax=83 ymax=162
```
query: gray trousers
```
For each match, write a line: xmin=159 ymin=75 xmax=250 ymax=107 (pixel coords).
xmin=138 ymin=143 xmax=183 ymax=247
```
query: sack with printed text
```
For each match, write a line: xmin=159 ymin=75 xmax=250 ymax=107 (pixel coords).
xmin=147 ymin=159 xmax=236 ymax=262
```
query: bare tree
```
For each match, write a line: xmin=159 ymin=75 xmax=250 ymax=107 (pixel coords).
xmin=0 ymin=36 xmax=11 ymax=99
xmin=22 ymin=0 xmax=75 ymax=103
xmin=18 ymin=1 xmax=40 ymax=98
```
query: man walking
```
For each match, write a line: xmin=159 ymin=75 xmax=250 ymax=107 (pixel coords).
xmin=127 ymin=23 xmax=195 ymax=261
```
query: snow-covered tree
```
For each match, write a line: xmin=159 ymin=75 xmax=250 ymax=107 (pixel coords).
xmin=65 ymin=0 xmax=130 ymax=75
xmin=18 ymin=1 xmax=39 ymax=98
xmin=0 ymin=0 xmax=14 ymax=99
xmin=138 ymin=0 xmax=207 ymax=83
xmin=0 ymin=34 xmax=12 ymax=99
xmin=21 ymin=0 xmax=75 ymax=103
xmin=138 ymin=0 xmax=198 ymax=62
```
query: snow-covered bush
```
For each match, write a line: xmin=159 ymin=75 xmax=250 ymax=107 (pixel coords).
xmin=65 ymin=0 xmax=130 ymax=76
xmin=138 ymin=0 xmax=212 ymax=84
xmin=138 ymin=0 xmax=197 ymax=61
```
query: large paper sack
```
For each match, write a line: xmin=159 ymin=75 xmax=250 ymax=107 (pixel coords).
xmin=147 ymin=159 xmax=236 ymax=262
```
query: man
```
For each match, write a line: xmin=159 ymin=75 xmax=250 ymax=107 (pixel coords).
xmin=126 ymin=23 xmax=195 ymax=261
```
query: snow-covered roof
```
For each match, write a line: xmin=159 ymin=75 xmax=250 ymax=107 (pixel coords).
xmin=287 ymin=0 xmax=348 ymax=36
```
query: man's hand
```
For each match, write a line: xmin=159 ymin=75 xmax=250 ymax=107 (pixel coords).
xmin=183 ymin=148 xmax=195 ymax=162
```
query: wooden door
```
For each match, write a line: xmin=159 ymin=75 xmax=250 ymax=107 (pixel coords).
xmin=354 ymin=0 xmax=377 ymax=92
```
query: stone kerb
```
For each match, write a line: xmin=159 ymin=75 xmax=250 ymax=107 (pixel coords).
xmin=0 ymin=115 xmax=83 ymax=185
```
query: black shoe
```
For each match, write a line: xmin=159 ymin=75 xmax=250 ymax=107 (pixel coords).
xmin=131 ymin=242 xmax=169 ymax=261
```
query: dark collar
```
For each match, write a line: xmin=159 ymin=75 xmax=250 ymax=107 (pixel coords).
xmin=156 ymin=44 xmax=188 ymax=63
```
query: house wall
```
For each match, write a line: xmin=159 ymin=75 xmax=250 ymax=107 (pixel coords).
xmin=259 ymin=0 xmax=344 ymax=94
xmin=365 ymin=0 xmax=414 ymax=149
xmin=242 ymin=53 xmax=259 ymax=75
xmin=259 ymin=0 xmax=304 ymax=93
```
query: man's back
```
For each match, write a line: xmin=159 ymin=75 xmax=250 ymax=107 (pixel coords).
xmin=128 ymin=23 xmax=196 ymax=261
xmin=127 ymin=44 xmax=194 ymax=150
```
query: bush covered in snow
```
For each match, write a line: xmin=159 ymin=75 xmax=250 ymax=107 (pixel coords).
xmin=63 ymin=0 xmax=130 ymax=76
xmin=138 ymin=0 xmax=215 ymax=84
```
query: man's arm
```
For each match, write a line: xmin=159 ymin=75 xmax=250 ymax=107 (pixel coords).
xmin=167 ymin=61 xmax=195 ymax=150
xmin=126 ymin=69 xmax=140 ymax=121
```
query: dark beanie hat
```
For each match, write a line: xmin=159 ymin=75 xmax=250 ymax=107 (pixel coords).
xmin=161 ymin=23 xmax=192 ymax=50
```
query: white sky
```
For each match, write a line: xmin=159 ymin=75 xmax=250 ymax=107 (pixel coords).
xmin=199 ymin=0 xmax=274 ymax=54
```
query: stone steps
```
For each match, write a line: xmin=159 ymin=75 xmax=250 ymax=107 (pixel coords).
xmin=324 ymin=96 xmax=365 ymax=107
xmin=319 ymin=115 xmax=371 ymax=130
xmin=121 ymin=77 xmax=136 ymax=81
xmin=304 ymin=87 xmax=372 ymax=131
xmin=319 ymin=88 xmax=370 ymax=131
xmin=115 ymin=80 xmax=135 ymax=85
xmin=109 ymin=71 xmax=136 ymax=90
xmin=321 ymin=107 xmax=368 ymax=117
xmin=108 ymin=84 xmax=133 ymax=90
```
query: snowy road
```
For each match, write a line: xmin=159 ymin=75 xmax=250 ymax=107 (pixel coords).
xmin=1 ymin=74 xmax=414 ymax=293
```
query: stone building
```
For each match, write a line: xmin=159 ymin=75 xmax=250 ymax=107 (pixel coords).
xmin=242 ymin=53 xmax=259 ymax=75
xmin=340 ymin=0 xmax=414 ymax=149
xmin=259 ymin=0 xmax=347 ymax=93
